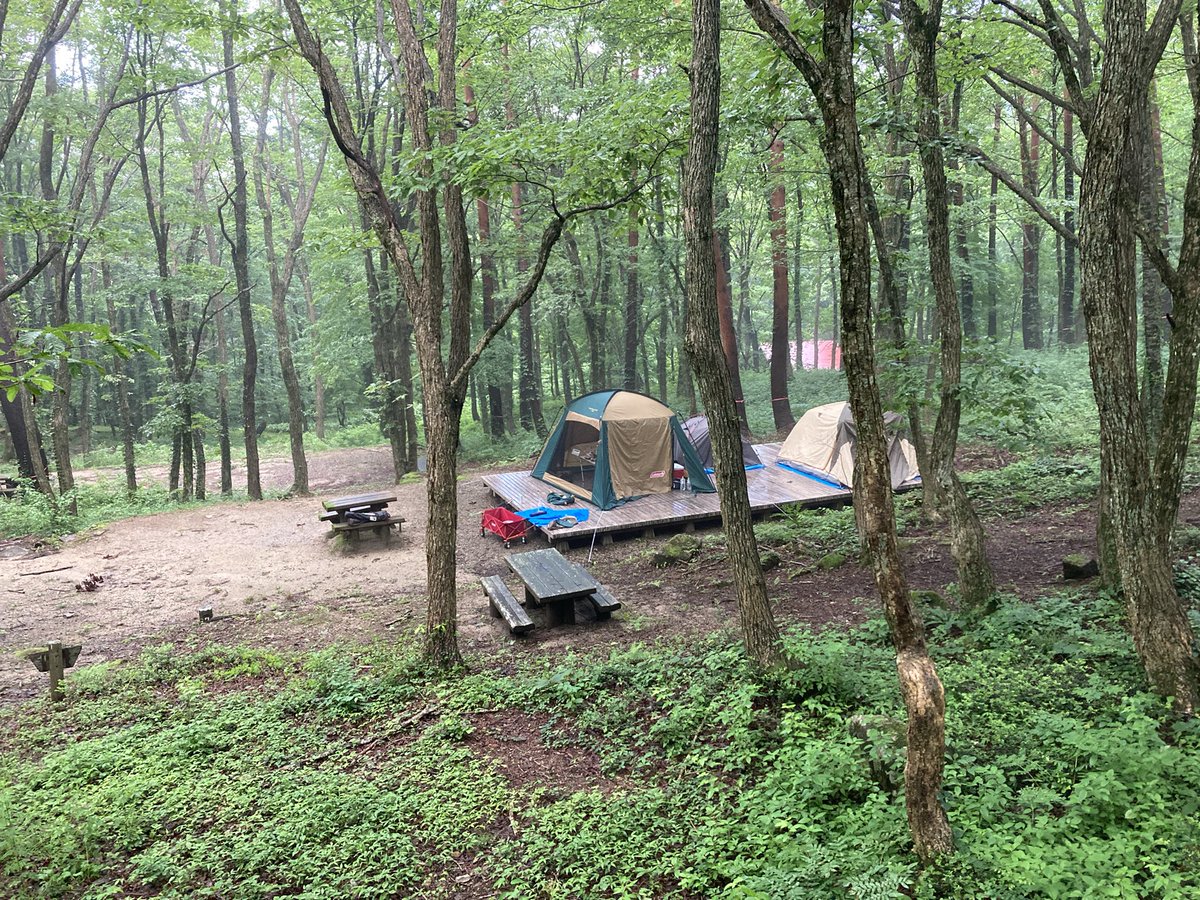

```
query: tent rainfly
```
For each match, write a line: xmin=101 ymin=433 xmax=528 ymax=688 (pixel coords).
xmin=777 ymin=401 xmax=920 ymax=489
xmin=532 ymin=390 xmax=716 ymax=510
xmin=674 ymin=415 xmax=763 ymax=471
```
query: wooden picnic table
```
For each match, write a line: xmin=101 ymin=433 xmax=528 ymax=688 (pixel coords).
xmin=506 ymin=547 xmax=599 ymax=626
xmin=322 ymin=490 xmax=397 ymax=513
xmin=319 ymin=491 xmax=403 ymax=545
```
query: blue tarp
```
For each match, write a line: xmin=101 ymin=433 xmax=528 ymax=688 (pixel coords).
xmin=775 ymin=461 xmax=847 ymax=490
xmin=516 ymin=506 xmax=592 ymax=527
xmin=703 ymin=464 xmax=765 ymax=474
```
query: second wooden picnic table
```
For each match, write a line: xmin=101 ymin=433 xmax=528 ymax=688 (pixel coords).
xmin=506 ymin=548 xmax=598 ymax=626
xmin=320 ymin=490 xmax=403 ymax=544
xmin=321 ymin=490 xmax=397 ymax=514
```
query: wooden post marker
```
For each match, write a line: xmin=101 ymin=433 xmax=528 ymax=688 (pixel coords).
xmin=22 ymin=642 xmax=82 ymax=702
xmin=47 ymin=642 xmax=65 ymax=701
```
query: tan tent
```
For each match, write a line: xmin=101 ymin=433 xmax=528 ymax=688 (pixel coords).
xmin=532 ymin=390 xmax=715 ymax=509
xmin=777 ymin=401 xmax=919 ymax=489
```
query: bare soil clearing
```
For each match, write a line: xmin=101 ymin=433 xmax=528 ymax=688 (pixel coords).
xmin=0 ymin=445 xmax=1112 ymax=703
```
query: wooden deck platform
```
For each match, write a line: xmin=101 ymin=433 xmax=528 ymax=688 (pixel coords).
xmin=481 ymin=443 xmax=865 ymax=547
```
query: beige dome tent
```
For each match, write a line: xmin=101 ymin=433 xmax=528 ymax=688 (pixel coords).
xmin=777 ymin=401 xmax=919 ymax=489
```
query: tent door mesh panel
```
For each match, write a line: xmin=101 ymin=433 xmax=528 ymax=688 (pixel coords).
xmin=546 ymin=419 xmax=601 ymax=491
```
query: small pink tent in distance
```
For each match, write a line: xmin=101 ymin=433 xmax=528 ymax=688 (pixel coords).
xmin=759 ymin=340 xmax=842 ymax=370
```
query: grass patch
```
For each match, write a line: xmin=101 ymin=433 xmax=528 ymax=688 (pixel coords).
xmin=3 ymin=593 xmax=1196 ymax=898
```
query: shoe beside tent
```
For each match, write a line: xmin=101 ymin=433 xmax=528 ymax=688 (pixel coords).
xmin=674 ymin=415 xmax=762 ymax=471
xmin=777 ymin=401 xmax=919 ymax=489
xmin=532 ymin=390 xmax=716 ymax=510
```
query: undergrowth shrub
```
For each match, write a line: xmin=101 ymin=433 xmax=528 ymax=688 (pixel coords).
xmin=963 ymin=454 xmax=1099 ymax=515
xmin=1 ymin=593 xmax=1197 ymax=899
xmin=0 ymin=482 xmax=207 ymax=539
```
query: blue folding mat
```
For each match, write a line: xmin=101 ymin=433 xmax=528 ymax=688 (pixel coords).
xmin=515 ymin=506 xmax=591 ymax=528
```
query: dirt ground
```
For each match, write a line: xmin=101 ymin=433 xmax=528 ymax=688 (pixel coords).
xmin=0 ymin=444 xmax=1116 ymax=704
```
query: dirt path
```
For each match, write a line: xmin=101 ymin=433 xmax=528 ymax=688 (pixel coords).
xmin=0 ymin=445 xmax=1123 ymax=704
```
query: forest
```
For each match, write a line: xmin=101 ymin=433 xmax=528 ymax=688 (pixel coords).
xmin=1 ymin=0 xmax=1200 ymax=896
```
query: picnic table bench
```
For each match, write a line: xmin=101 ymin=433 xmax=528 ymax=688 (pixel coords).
xmin=482 ymin=575 xmax=535 ymax=634
xmin=0 ymin=477 xmax=17 ymax=500
xmin=320 ymin=491 xmax=404 ymax=544
xmin=505 ymin=547 xmax=621 ymax=627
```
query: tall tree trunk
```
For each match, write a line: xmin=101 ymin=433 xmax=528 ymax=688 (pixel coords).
xmin=1140 ymin=87 xmax=1167 ymax=442
xmin=101 ymin=262 xmax=137 ymax=494
xmin=767 ymin=131 xmax=793 ymax=429
xmin=1060 ymin=101 xmax=1077 ymax=344
xmin=465 ymin=79 xmax=505 ymax=439
xmin=714 ymin=229 xmax=749 ymax=428
xmin=743 ymin=0 xmax=953 ymax=859
xmin=252 ymin=69 xmax=317 ymax=496
xmin=653 ymin=178 xmax=671 ymax=400
xmin=903 ymin=0 xmax=995 ymax=611
xmin=685 ymin=0 xmax=783 ymax=670
xmin=297 ymin=255 xmax=325 ymax=440
xmin=1019 ymin=99 xmax=1044 ymax=349
xmin=365 ymin=246 xmax=407 ymax=479
xmin=625 ymin=68 xmax=641 ymax=393
xmin=1071 ymin=0 xmax=1198 ymax=715
xmin=477 ymin=195 xmax=504 ymax=438
xmin=792 ymin=182 xmax=804 ymax=374
xmin=0 ymin=244 xmax=51 ymax=490
xmin=624 ymin=204 xmax=640 ymax=391
xmin=946 ymin=83 xmax=975 ymax=340
xmin=512 ymin=182 xmax=543 ymax=435
xmin=74 ymin=265 xmax=91 ymax=455
xmin=988 ymin=103 xmax=1001 ymax=339
xmin=504 ymin=50 xmax=544 ymax=437
xmin=223 ymin=0 xmax=262 ymax=500
xmin=43 ymin=46 xmax=76 ymax=507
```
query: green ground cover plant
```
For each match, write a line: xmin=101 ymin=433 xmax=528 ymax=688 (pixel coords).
xmin=2 ymin=592 xmax=1196 ymax=899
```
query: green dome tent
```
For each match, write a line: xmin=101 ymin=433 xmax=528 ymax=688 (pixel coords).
xmin=531 ymin=390 xmax=716 ymax=510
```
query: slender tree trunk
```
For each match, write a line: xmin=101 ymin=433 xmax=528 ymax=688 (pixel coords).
xmin=251 ymin=69 xmax=315 ymax=496
xmin=74 ymin=265 xmax=91 ymax=455
xmin=768 ymin=131 xmax=794 ymax=430
xmin=1019 ymin=100 xmax=1044 ymax=349
xmin=365 ymin=246 xmax=407 ymax=478
xmin=0 ymin=253 xmax=51 ymax=490
xmin=478 ymin=196 xmax=504 ymax=438
xmin=1060 ymin=102 xmax=1077 ymax=344
xmin=653 ymin=179 xmax=671 ymax=400
xmin=742 ymin=0 xmax=952 ymax=858
xmin=465 ymin=79 xmax=505 ymax=439
xmin=625 ymin=67 xmax=640 ymax=393
xmin=297 ymin=255 xmax=325 ymax=440
xmin=686 ymin=0 xmax=783 ymax=670
xmin=714 ymin=229 xmax=748 ymax=428
xmin=792 ymin=182 xmax=804 ymax=374
xmin=223 ymin=0 xmax=261 ymax=499
xmin=101 ymin=263 xmax=137 ymax=494
xmin=988 ymin=104 xmax=1001 ymax=339
xmin=903 ymin=0 xmax=995 ymax=611
xmin=43 ymin=47 xmax=76 ymax=507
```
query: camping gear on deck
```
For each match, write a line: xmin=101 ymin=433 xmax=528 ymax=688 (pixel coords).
xmin=515 ymin=506 xmax=591 ymax=528
xmin=777 ymin=401 xmax=919 ymax=489
xmin=674 ymin=415 xmax=763 ymax=472
xmin=481 ymin=507 xmax=529 ymax=548
xmin=532 ymin=390 xmax=715 ymax=510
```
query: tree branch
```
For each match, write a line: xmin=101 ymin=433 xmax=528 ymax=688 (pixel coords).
xmin=448 ymin=179 xmax=653 ymax=397
xmin=958 ymin=140 xmax=1076 ymax=244
xmin=741 ymin=0 xmax=825 ymax=91
xmin=989 ymin=65 xmax=1078 ymax=117
xmin=0 ymin=0 xmax=81 ymax=166
xmin=983 ymin=73 xmax=1081 ymax=177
